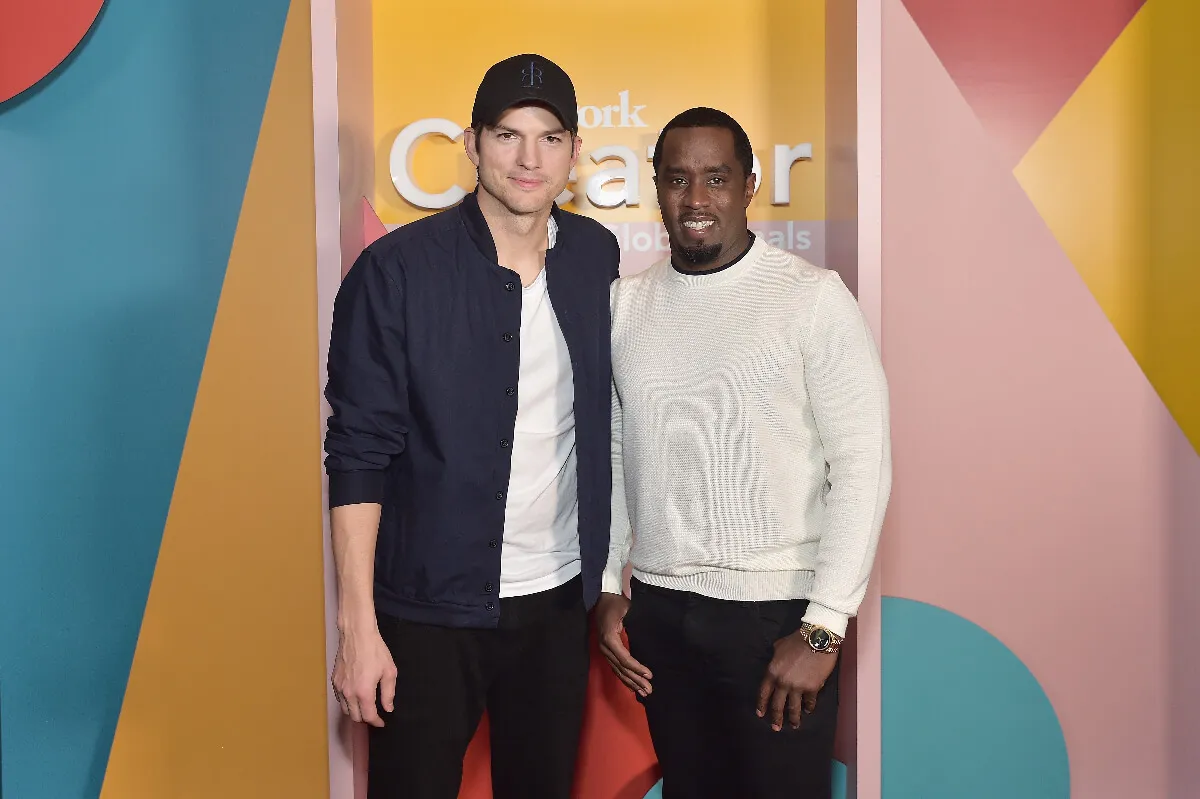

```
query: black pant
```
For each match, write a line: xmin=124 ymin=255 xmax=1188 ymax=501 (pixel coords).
xmin=624 ymin=578 xmax=840 ymax=799
xmin=367 ymin=576 xmax=589 ymax=799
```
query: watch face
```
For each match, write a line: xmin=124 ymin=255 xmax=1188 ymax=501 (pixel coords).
xmin=809 ymin=628 xmax=832 ymax=650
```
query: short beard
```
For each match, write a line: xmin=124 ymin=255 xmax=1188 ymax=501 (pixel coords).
xmin=677 ymin=243 xmax=722 ymax=266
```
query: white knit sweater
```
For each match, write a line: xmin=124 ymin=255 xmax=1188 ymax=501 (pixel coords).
xmin=602 ymin=236 xmax=892 ymax=636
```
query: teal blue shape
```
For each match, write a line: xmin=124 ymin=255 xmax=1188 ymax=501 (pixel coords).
xmin=643 ymin=759 xmax=847 ymax=798
xmin=0 ymin=1 xmax=290 ymax=796
xmin=883 ymin=598 xmax=1070 ymax=798
xmin=831 ymin=758 xmax=847 ymax=797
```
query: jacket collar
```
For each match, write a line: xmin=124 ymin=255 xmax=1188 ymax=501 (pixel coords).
xmin=460 ymin=187 xmax=561 ymax=265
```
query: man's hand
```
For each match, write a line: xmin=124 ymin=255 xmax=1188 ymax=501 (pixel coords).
xmin=595 ymin=593 xmax=653 ymax=696
xmin=756 ymin=631 xmax=838 ymax=731
xmin=331 ymin=625 xmax=398 ymax=728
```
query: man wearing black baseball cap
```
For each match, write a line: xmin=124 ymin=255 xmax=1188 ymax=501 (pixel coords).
xmin=324 ymin=53 xmax=621 ymax=799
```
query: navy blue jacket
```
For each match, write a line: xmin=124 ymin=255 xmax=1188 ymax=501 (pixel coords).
xmin=323 ymin=191 xmax=620 ymax=628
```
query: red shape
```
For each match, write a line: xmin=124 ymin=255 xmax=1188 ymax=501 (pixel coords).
xmin=574 ymin=634 xmax=660 ymax=799
xmin=901 ymin=0 xmax=1145 ymax=166
xmin=458 ymin=632 xmax=659 ymax=799
xmin=360 ymin=197 xmax=389 ymax=249
xmin=0 ymin=0 xmax=106 ymax=104
xmin=349 ymin=197 xmax=391 ymax=278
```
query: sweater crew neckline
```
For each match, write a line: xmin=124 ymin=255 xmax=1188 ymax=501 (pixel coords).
xmin=668 ymin=233 xmax=763 ymax=287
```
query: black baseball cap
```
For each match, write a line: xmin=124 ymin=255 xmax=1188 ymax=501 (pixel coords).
xmin=471 ymin=54 xmax=578 ymax=134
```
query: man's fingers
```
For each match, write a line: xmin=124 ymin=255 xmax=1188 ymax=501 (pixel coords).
xmin=624 ymin=669 xmax=653 ymax=695
xmin=803 ymin=689 xmax=819 ymax=715
xmin=347 ymin=697 xmax=363 ymax=724
xmin=600 ymin=635 xmax=653 ymax=694
xmin=610 ymin=658 xmax=652 ymax=695
xmin=595 ymin=604 xmax=652 ymax=697
xmin=768 ymin=687 xmax=789 ymax=731
xmin=380 ymin=669 xmax=397 ymax=714
xmin=358 ymin=688 xmax=384 ymax=728
xmin=613 ymin=669 xmax=647 ymax=694
xmin=610 ymin=637 xmax=652 ymax=679
xmin=787 ymin=690 xmax=806 ymax=729
xmin=756 ymin=676 xmax=774 ymax=718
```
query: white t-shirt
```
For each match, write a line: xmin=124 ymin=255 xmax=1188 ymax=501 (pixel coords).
xmin=500 ymin=229 xmax=581 ymax=597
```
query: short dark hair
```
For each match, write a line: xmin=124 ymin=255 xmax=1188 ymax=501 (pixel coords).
xmin=652 ymin=107 xmax=754 ymax=180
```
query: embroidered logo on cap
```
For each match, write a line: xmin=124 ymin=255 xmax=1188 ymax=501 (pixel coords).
xmin=521 ymin=60 xmax=543 ymax=89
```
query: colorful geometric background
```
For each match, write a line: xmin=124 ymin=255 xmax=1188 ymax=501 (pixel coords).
xmin=879 ymin=0 xmax=1199 ymax=796
xmin=0 ymin=0 xmax=329 ymax=797
xmin=3 ymin=0 xmax=1198 ymax=797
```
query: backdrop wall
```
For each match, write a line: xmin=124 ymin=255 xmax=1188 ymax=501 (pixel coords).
xmin=0 ymin=1 xmax=330 ymax=796
xmin=6 ymin=0 xmax=1196 ymax=797
xmin=877 ymin=1 xmax=1200 ymax=797
xmin=370 ymin=0 xmax=832 ymax=278
xmin=322 ymin=2 xmax=857 ymax=798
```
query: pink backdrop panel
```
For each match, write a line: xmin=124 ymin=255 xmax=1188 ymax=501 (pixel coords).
xmin=880 ymin=0 xmax=1200 ymax=796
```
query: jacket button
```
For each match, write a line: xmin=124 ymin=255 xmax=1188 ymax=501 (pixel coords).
xmin=505 ymin=386 xmax=515 ymax=396
xmin=500 ymin=439 xmax=510 ymax=448
xmin=485 ymin=601 xmax=495 ymax=611
xmin=488 ymin=539 xmax=498 ymax=548
xmin=495 ymin=490 xmax=505 ymax=501
xmin=484 ymin=582 xmax=494 ymax=593
xmin=502 ymin=332 xmax=513 ymax=342
xmin=505 ymin=281 xmax=516 ymax=291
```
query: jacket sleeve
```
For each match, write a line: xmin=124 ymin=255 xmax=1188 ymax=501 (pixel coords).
xmin=323 ymin=247 xmax=409 ymax=508
xmin=608 ymin=231 xmax=621 ymax=282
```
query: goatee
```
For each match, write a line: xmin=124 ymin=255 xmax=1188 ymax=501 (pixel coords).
xmin=677 ymin=243 xmax=722 ymax=266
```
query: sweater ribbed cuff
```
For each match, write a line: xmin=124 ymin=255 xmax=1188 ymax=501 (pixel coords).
xmin=601 ymin=564 xmax=627 ymax=596
xmin=801 ymin=602 xmax=850 ymax=638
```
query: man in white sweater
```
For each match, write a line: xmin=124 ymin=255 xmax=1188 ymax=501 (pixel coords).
xmin=595 ymin=107 xmax=891 ymax=798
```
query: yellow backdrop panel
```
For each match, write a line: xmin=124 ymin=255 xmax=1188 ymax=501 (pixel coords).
xmin=371 ymin=0 xmax=828 ymax=273
xmin=1015 ymin=0 xmax=1200 ymax=453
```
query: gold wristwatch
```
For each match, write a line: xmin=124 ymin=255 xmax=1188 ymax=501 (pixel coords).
xmin=798 ymin=622 xmax=843 ymax=655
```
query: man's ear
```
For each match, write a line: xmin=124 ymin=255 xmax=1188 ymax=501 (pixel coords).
xmin=464 ymin=126 xmax=481 ymax=169
xmin=570 ymin=132 xmax=583 ymax=167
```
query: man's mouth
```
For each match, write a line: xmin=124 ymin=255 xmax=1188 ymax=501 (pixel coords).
xmin=682 ymin=219 xmax=716 ymax=232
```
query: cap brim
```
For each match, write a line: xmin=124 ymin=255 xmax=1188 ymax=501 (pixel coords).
xmin=481 ymin=95 xmax=574 ymax=131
